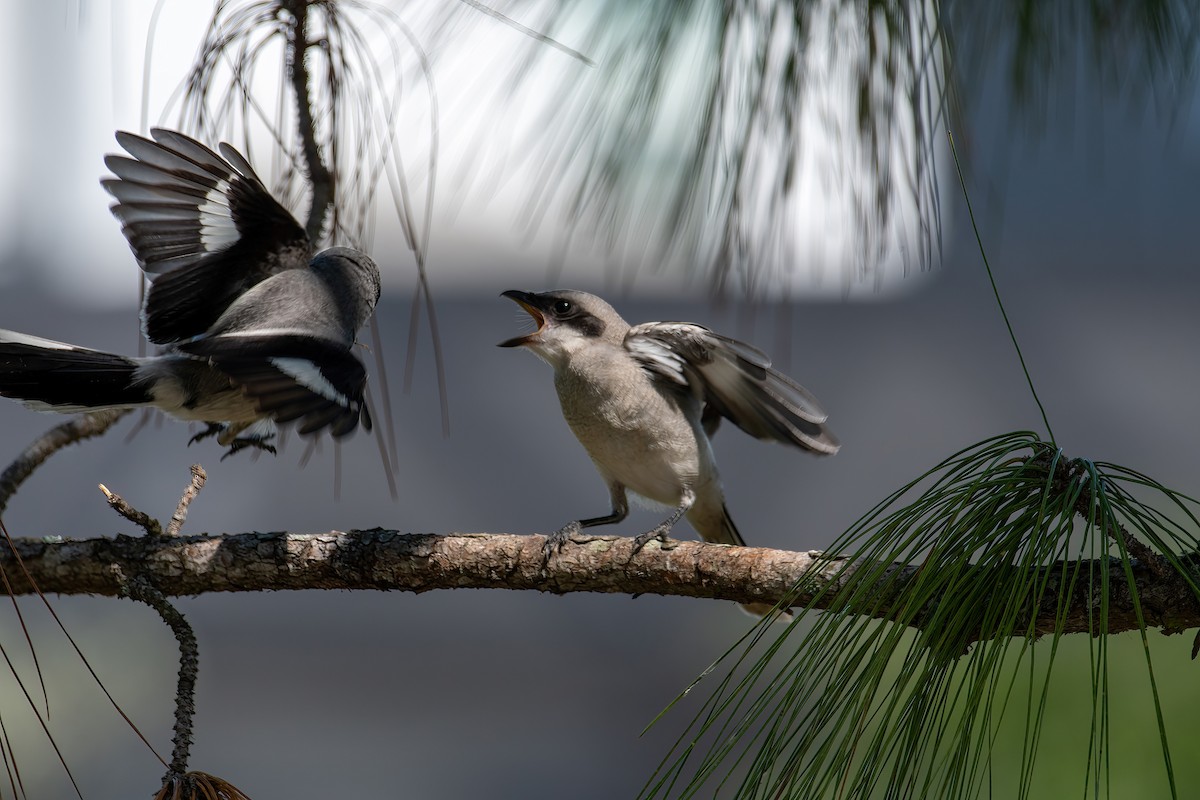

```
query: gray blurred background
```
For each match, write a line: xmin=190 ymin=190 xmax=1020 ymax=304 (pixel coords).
xmin=1 ymin=2 xmax=1199 ymax=799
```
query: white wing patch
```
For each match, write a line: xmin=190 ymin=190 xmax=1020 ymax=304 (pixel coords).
xmin=198 ymin=180 xmax=238 ymax=250
xmin=0 ymin=330 xmax=87 ymax=351
xmin=625 ymin=327 xmax=689 ymax=386
xmin=269 ymin=357 xmax=349 ymax=406
xmin=235 ymin=418 xmax=277 ymax=442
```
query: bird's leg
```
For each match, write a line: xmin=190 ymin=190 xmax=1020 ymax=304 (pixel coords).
xmin=632 ymin=488 xmax=696 ymax=554
xmin=210 ymin=420 xmax=278 ymax=460
xmin=187 ymin=422 xmax=225 ymax=446
xmin=219 ymin=437 xmax=278 ymax=461
xmin=544 ymin=484 xmax=629 ymax=566
xmin=189 ymin=422 xmax=278 ymax=459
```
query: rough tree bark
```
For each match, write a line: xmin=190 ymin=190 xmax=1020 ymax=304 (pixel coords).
xmin=2 ymin=530 xmax=1195 ymax=641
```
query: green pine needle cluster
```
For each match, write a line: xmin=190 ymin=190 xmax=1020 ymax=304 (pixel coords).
xmin=639 ymin=120 xmax=1200 ymax=799
xmin=642 ymin=432 xmax=1200 ymax=799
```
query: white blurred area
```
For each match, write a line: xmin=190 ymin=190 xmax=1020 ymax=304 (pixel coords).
xmin=0 ymin=3 xmax=205 ymax=307
xmin=0 ymin=0 xmax=944 ymax=311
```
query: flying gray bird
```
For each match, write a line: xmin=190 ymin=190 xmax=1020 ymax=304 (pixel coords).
xmin=0 ymin=128 xmax=381 ymax=457
xmin=500 ymin=290 xmax=839 ymax=615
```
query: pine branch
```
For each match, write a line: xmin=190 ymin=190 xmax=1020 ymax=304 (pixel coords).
xmin=282 ymin=0 xmax=334 ymax=241
xmin=0 ymin=410 xmax=129 ymax=515
xmin=3 ymin=531 xmax=1196 ymax=640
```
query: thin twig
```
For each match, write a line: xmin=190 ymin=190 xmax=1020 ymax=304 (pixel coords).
xmin=166 ymin=465 xmax=208 ymax=537
xmin=114 ymin=569 xmax=198 ymax=782
xmin=283 ymin=0 xmax=334 ymax=240
xmin=99 ymin=485 xmax=163 ymax=537
xmin=0 ymin=410 xmax=129 ymax=515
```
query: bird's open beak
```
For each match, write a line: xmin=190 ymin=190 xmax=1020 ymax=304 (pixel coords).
xmin=498 ymin=290 xmax=546 ymax=348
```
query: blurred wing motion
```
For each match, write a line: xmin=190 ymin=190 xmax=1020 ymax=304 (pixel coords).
xmin=102 ymin=128 xmax=312 ymax=344
xmin=625 ymin=322 xmax=840 ymax=454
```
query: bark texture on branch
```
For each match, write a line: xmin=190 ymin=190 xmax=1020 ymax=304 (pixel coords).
xmin=1 ymin=531 xmax=1197 ymax=638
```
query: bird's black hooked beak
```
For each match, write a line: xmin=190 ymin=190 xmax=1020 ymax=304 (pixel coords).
xmin=498 ymin=290 xmax=547 ymax=348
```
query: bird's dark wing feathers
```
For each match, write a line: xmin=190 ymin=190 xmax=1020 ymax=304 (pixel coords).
xmin=626 ymin=322 xmax=840 ymax=455
xmin=178 ymin=335 xmax=370 ymax=438
xmin=103 ymin=128 xmax=311 ymax=345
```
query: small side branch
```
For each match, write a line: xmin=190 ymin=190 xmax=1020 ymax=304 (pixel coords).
xmin=99 ymin=465 xmax=208 ymax=539
xmin=1 ymin=531 xmax=1196 ymax=639
xmin=99 ymin=485 xmax=163 ymax=537
xmin=1045 ymin=453 xmax=1167 ymax=578
xmin=166 ymin=465 xmax=207 ymax=537
xmin=0 ymin=410 xmax=129 ymax=515
xmin=115 ymin=571 xmax=198 ymax=780
xmin=282 ymin=0 xmax=334 ymax=240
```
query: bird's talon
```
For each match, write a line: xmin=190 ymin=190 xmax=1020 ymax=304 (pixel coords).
xmin=220 ymin=438 xmax=278 ymax=461
xmin=188 ymin=423 xmax=224 ymax=446
xmin=631 ymin=527 xmax=669 ymax=555
xmin=540 ymin=521 xmax=581 ymax=571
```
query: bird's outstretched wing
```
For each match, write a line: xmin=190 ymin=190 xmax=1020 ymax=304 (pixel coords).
xmin=103 ymin=128 xmax=311 ymax=345
xmin=626 ymin=322 xmax=840 ymax=454
xmin=178 ymin=334 xmax=371 ymax=438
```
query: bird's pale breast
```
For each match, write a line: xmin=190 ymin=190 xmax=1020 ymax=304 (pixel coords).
xmin=554 ymin=352 xmax=708 ymax=507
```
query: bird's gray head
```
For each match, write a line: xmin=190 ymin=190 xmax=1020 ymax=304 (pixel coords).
xmin=312 ymin=246 xmax=382 ymax=331
xmin=498 ymin=289 xmax=629 ymax=365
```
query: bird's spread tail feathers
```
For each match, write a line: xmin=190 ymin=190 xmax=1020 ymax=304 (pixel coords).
xmin=0 ymin=330 xmax=150 ymax=412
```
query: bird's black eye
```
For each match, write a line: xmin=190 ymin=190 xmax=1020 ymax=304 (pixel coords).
xmin=553 ymin=300 xmax=573 ymax=316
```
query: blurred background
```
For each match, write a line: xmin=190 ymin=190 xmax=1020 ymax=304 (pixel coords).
xmin=0 ymin=1 xmax=1198 ymax=798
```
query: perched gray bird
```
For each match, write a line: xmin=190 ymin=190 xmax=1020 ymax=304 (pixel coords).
xmin=499 ymin=290 xmax=839 ymax=614
xmin=0 ymin=129 xmax=381 ymax=456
